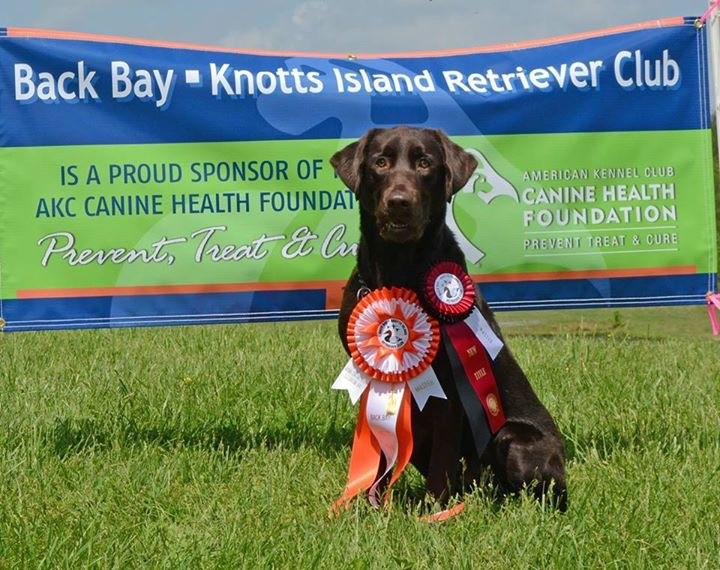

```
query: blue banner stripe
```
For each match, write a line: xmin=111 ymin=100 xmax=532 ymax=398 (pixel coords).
xmin=0 ymin=22 xmax=708 ymax=148
xmin=481 ymin=273 xmax=715 ymax=310
xmin=1 ymin=289 xmax=329 ymax=331
xmin=2 ymin=273 xmax=713 ymax=331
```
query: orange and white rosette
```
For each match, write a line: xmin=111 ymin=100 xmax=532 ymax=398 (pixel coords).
xmin=331 ymin=287 xmax=445 ymax=511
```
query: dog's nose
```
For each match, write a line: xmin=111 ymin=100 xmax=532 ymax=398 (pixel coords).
xmin=386 ymin=193 xmax=412 ymax=213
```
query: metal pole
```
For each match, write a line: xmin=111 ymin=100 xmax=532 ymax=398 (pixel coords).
xmin=710 ymin=1 xmax=720 ymax=294
xmin=708 ymin=1 xmax=720 ymax=119
xmin=707 ymin=0 xmax=720 ymax=136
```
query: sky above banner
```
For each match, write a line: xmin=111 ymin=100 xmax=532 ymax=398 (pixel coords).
xmin=2 ymin=1 xmax=710 ymax=53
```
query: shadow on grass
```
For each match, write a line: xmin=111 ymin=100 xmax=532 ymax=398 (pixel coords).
xmin=381 ymin=466 xmax=568 ymax=517
xmin=46 ymin=417 xmax=572 ymax=514
xmin=46 ymin=415 xmax=356 ymax=460
xmin=47 ymin=408 xmax=691 ymax=472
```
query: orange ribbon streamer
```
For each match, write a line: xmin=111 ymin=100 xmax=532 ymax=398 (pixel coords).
xmin=331 ymin=387 xmax=413 ymax=513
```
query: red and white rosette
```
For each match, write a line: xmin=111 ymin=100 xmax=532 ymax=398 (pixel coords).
xmin=331 ymin=287 xmax=446 ymax=512
xmin=422 ymin=261 xmax=476 ymax=322
xmin=421 ymin=262 xmax=504 ymax=360
xmin=420 ymin=262 xmax=507 ymax=460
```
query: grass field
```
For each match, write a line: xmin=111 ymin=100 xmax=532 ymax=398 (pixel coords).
xmin=0 ymin=306 xmax=718 ymax=568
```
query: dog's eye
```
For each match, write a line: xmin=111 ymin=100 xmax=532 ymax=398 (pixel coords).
xmin=375 ymin=157 xmax=388 ymax=168
xmin=417 ymin=157 xmax=431 ymax=169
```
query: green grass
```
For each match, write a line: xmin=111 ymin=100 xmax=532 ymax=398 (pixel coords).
xmin=0 ymin=309 xmax=719 ymax=568
xmin=499 ymin=304 xmax=716 ymax=338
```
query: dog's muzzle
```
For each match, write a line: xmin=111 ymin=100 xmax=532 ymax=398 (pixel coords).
xmin=377 ymin=189 xmax=425 ymax=242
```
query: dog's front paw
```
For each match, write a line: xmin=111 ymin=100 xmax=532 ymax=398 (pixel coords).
xmin=492 ymin=421 xmax=567 ymax=511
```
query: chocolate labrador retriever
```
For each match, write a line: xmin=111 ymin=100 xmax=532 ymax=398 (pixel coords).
xmin=331 ymin=126 xmax=567 ymax=510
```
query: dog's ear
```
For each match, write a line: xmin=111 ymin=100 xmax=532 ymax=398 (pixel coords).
xmin=433 ymin=130 xmax=478 ymax=202
xmin=330 ymin=129 xmax=378 ymax=194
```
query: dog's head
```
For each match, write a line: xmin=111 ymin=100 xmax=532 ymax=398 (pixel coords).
xmin=331 ymin=126 xmax=477 ymax=243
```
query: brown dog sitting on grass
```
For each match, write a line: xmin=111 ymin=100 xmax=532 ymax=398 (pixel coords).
xmin=331 ymin=126 xmax=567 ymax=512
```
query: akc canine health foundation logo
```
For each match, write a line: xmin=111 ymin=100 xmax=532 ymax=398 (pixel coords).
xmin=446 ymin=148 xmax=519 ymax=263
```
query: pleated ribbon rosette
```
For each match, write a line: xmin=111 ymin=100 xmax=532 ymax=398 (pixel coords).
xmin=331 ymin=287 xmax=444 ymax=510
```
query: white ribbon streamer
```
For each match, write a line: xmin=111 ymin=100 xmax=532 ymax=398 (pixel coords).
xmin=366 ymin=381 xmax=403 ymax=506
xmin=331 ymin=360 xmax=369 ymax=404
xmin=407 ymin=367 xmax=446 ymax=410
xmin=333 ymin=359 xmax=446 ymax=411
xmin=466 ymin=307 xmax=504 ymax=360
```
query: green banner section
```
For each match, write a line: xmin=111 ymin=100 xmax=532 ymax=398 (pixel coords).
xmin=0 ymin=130 xmax=715 ymax=300
xmin=450 ymin=130 xmax=716 ymax=277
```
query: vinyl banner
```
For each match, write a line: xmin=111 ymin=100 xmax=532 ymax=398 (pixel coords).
xmin=0 ymin=18 xmax=716 ymax=331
